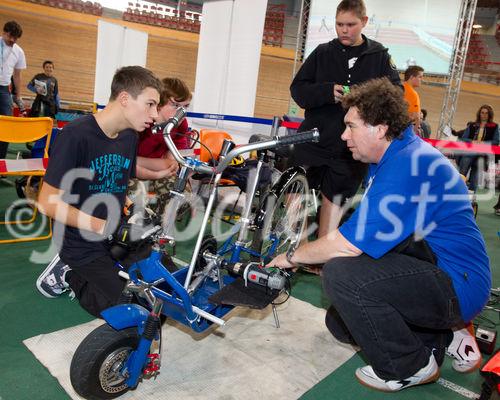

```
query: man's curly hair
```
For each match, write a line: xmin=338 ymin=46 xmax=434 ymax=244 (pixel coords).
xmin=341 ymin=78 xmax=411 ymax=140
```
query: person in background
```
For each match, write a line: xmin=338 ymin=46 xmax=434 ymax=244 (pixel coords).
xmin=0 ymin=20 xmax=26 ymax=158
xmin=457 ymin=104 xmax=499 ymax=192
xmin=136 ymin=77 xmax=194 ymax=177
xmin=403 ymin=65 xmax=424 ymax=132
xmin=419 ymin=108 xmax=431 ymax=138
xmin=289 ymin=0 xmax=401 ymax=245
xmin=10 ymin=75 xmax=26 ymax=116
xmin=129 ymin=77 xmax=196 ymax=217
xmin=27 ymin=60 xmax=60 ymax=118
xmin=270 ymin=77 xmax=490 ymax=392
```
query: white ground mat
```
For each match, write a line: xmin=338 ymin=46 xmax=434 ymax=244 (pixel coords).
xmin=24 ymin=297 xmax=355 ymax=400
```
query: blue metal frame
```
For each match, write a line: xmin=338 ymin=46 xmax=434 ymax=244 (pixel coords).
xmin=102 ymin=304 xmax=149 ymax=331
xmin=102 ymin=249 xmax=242 ymax=388
xmin=218 ymin=232 xmax=280 ymax=264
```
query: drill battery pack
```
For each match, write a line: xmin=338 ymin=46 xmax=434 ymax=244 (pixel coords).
xmin=476 ymin=326 xmax=497 ymax=355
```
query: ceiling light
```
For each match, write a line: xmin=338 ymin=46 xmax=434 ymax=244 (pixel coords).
xmin=472 ymin=24 xmax=483 ymax=29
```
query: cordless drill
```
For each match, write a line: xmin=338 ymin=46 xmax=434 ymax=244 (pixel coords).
xmin=223 ymin=261 xmax=287 ymax=291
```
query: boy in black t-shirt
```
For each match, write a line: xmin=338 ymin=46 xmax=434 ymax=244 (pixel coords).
xmin=36 ymin=66 xmax=163 ymax=317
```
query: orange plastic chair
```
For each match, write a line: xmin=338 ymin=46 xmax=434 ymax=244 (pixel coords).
xmin=196 ymin=129 xmax=242 ymax=222
xmin=198 ymin=129 xmax=237 ymax=186
xmin=199 ymin=129 xmax=232 ymax=161
xmin=0 ymin=116 xmax=54 ymax=244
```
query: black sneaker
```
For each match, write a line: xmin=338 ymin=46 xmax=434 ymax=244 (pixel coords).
xmin=36 ymin=254 xmax=71 ymax=298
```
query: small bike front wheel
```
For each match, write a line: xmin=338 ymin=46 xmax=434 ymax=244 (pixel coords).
xmin=252 ymin=167 xmax=309 ymax=259
xmin=70 ymin=324 xmax=139 ymax=400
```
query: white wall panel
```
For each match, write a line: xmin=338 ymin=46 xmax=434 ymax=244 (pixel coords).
xmin=94 ymin=20 xmax=148 ymax=105
xmin=193 ymin=0 xmax=267 ymax=121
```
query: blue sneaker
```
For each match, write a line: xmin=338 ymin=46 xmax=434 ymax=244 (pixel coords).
xmin=36 ymin=254 xmax=71 ymax=298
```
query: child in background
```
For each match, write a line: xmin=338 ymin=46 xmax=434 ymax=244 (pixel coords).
xmin=129 ymin=77 xmax=196 ymax=216
xmin=137 ymin=77 xmax=194 ymax=163
xmin=27 ymin=60 xmax=60 ymax=118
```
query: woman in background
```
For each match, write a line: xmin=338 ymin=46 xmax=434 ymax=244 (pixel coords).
xmin=458 ymin=104 xmax=499 ymax=192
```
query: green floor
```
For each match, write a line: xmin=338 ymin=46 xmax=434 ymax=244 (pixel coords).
xmin=0 ymin=152 xmax=499 ymax=399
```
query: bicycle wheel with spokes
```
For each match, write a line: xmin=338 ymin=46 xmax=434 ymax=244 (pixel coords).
xmin=252 ymin=167 xmax=309 ymax=260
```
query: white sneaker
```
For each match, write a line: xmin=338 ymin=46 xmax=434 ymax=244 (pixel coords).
xmin=355 ymin=354 xmax=439 ymax=392
xmin=446 ymin=326 xmax=482 ymax=373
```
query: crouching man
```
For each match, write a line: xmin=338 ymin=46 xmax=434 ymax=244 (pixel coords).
xmin=270 ymin=77 xmax=490 ymax=392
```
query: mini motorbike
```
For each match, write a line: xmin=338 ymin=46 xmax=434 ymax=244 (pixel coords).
xmin=69 ymin=108 xmax=319 ymax=399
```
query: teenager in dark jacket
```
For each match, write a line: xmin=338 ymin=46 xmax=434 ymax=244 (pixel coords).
xmin=290 ymin=0 xmax=401 ymax=240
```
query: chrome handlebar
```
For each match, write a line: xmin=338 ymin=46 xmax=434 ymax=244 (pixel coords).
xmin=153 ymin=107 xmax=320 ymax=176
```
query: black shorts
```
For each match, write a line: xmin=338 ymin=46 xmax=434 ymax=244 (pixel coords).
xmin=306 ymin=161 xmax=367 ymax=204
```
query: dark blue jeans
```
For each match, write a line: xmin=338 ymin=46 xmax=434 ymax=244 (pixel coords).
xmin=458 ymin=155 xmax=486 ymax=191
xmin=322 ymin=253 xmax=463 ymax=380
xmin=0 ymin=86 xmax=13 ymax=159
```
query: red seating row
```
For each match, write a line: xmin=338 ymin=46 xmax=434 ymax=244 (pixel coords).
xmin=466 ymin=42 xmax=491 ymax=67
xmin=23 ymin=0 xmax=103 ymax=16
xmin=126 ymin=2 xmax=201 ymax=19
xmin=263 ymin=4 xmax=286 ymax=47
xmin=123 ymin=9 xmax=201 ymax=33
xmin=123 ymin=2 xmax=287 ymax=47
xmin=151 ymin=0 xmax=201 ymax=14
xmin=466 ymin=34 xmax=491 ymax=67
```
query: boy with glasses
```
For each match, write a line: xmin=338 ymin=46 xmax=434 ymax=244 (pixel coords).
xmin=129 ymin=77 xmax=196 ymax=217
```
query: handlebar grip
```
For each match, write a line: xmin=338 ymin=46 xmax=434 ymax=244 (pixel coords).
xmin=276 ymin=128 xmax=320 ymax=147
xmin=118 ymin=271 xmax=130 ymax=280
xmin=152 ymin=107 xmax=186 ymax=134
xmin=172 ymin=107 xmax=186 ymax=124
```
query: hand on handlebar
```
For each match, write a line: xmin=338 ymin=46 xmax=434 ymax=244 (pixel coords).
xmin=158 ymin=158 xmax=179 ymax=178
xmin=266 ymin=253 xmax=296 ymax=270
xmin=112 ymin=222 xmax=153 ymax=247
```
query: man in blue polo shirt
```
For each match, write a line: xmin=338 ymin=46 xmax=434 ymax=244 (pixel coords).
xmin=269 ymin=77 xmax=490 ymax=392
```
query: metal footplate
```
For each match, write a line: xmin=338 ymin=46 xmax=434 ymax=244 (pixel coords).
xmin=208 ymin=277 xmax=281 ymax=310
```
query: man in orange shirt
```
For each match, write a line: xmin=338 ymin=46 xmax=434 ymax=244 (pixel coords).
xmin=403 ymin=65 xmax=424 ymax=131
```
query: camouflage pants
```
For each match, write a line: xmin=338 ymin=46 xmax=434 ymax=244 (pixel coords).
xmin=127 ymin=177 xmax=191 ymax=217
